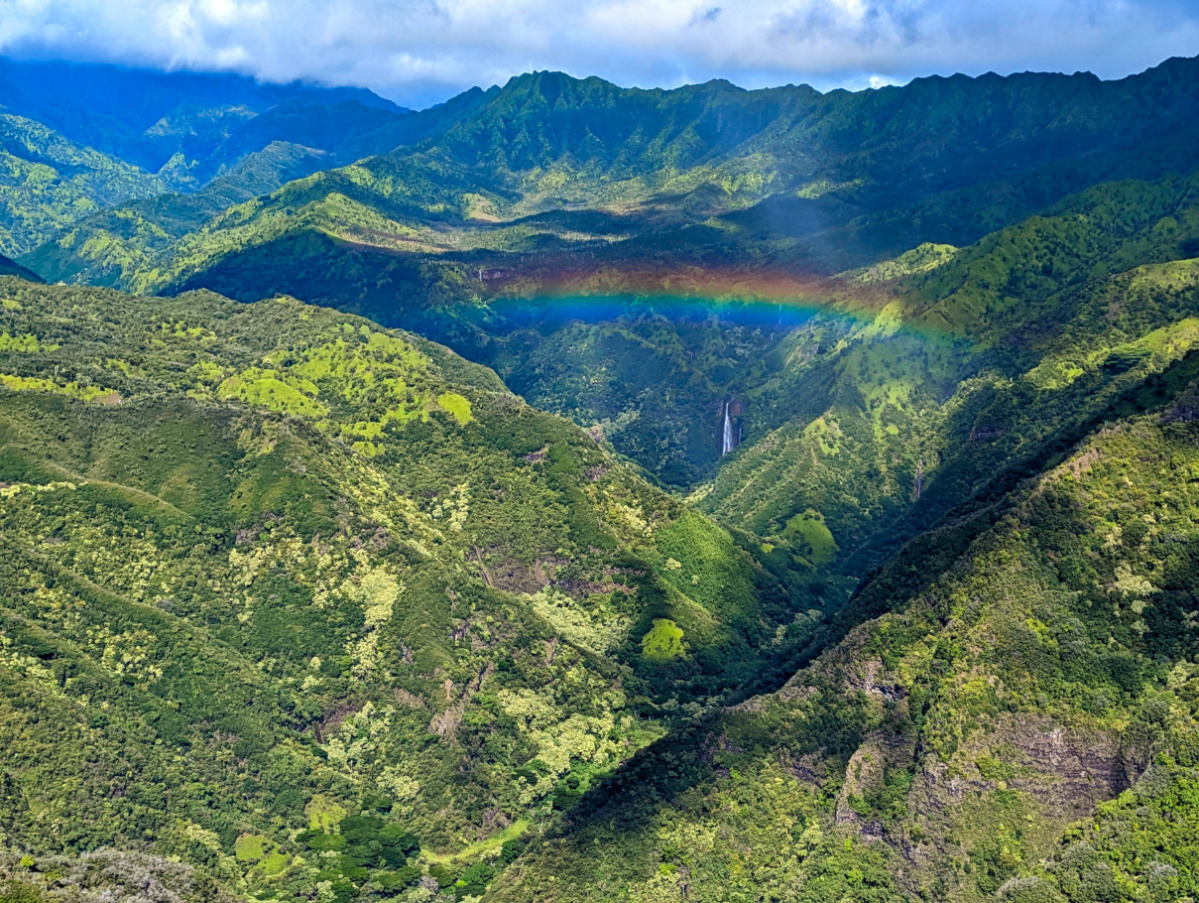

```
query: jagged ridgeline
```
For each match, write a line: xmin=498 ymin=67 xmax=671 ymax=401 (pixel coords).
xmin=5 ymin=54 xmax=1199 ymax=903
xmin=0 ymin=279 xmax=817 ymax=901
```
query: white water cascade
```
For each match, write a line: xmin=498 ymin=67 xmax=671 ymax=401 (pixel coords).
xmin=721 ymin=401 xmax=736 ymax=456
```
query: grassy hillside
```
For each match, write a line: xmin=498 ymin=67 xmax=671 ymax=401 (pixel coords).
xmin=5 ymin=56 xmax=1199 ymax=903
xmin=27 ymin=56 xmax=1199 ymax=292
xmin=0 ymin=57 xmax=500 ymax=261
xmin=0 ymin=279 xmax=815 ymax=901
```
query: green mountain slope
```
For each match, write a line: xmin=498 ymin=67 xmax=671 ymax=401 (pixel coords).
xmin=486 ymin=359 xmax=1199 ymax=903
xmin=29 ymin=56 xmax=1199 ymax=294
xmin=17 ymin=89 xmax=501 ymax=287
xmin=0 ymin=58 xmax=500 ymax=260
xmin=701 ymin=170 xmax=1199 ymax=575
xmin=5 ymin=54 xmax=1199 ymax=903
xmin=29 ymin=57 xmax=1199 ymax=493
xmin=20 ymin=144 xmax=353 ymax=289
xmin=0 ymin=113 xmax=167 ymax=256
xmin=0 ymin=279 xmax=815 ymax=901
xmin=140 ymin=164 xmax=1199 ymax=571
xmin=0 ymin=57 xmax=407 ymax=177
xmin=0 ymin=254 xmax=39 ymax=281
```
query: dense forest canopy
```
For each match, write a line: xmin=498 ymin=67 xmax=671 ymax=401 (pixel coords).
xmin=2 ymin=51 xmax=1199 ymax=903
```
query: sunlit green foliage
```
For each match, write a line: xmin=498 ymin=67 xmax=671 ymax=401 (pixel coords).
xmin=0 ymin=114 xmax=165 ymax=256
xmin=705 ymin=168 xmax=1199 ymax=583
xmin=0 ymin=277 xmax=815 ymax=901
xmin=488 ymin=376 xmax=1199 ymax=903
xmin=4 ymin=56 xmax=1199 ymax=903
xmin=16 ymin=59 xmax=1199 ymax=501
xmin=782 ymin=510 xmax=838 ymax=567
xmin=640 ymin=619 xmax=685 ymax=662
xmin=24 ymin=62 xmax=1195 ymax=506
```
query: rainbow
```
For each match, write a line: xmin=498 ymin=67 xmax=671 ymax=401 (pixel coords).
xmin=477 ymin=263 xmax=948 ymax=341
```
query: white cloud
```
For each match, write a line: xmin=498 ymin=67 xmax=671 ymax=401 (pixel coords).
xmin=0 ymin=0 xmax=1195 ymax=106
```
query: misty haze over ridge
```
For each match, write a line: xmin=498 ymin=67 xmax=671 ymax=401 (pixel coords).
xmin=1 ymin=0 xmax=1198 ymax=107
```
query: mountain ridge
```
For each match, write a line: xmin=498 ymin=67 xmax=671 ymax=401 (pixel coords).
xmin=3 ymin=50 xmax=1199 ymax=903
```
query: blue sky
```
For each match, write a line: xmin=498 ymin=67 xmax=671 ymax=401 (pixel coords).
xmin=1 ymin=0 xmax=1197 ymax=107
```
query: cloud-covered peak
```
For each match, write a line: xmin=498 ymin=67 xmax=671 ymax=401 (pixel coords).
xmin=0 ymin=0 xmax=1195 ymax=107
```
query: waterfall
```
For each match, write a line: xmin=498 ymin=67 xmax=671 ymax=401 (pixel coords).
xmin=721 ymin=401 xmax=736 ymax=456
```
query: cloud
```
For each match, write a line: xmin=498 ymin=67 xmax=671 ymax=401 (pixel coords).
xmin=0 ymin=0 xmax=1195 ymax=106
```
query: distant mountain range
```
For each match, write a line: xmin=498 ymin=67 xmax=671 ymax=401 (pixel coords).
xmin=3 ymin=53 xmax=1199 ymax=903
xmin=16 ymin=55 xmax=1199 ymax=483
xmin=0 ymin=57 xmax=503 ymax=255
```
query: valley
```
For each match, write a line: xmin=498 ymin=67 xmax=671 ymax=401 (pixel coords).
xmin=1 ymin=50 xmax=1199 ymax=903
